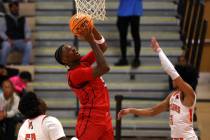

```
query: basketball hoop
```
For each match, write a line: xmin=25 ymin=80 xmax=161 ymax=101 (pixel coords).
xmin=74 ymin=0 xmax=106 ymax=21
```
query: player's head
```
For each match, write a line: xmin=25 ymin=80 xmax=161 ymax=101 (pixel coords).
xmin=173 ymin=72 xmax=198 ymax=91
xmin=18 ymin=92 xmax=47 ymax=119
xmin=54 ymin=43 xmax=81 ymax=67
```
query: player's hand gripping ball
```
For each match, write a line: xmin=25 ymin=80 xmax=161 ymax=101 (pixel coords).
xmin=69 ymin=13 xmax=93 ymax=37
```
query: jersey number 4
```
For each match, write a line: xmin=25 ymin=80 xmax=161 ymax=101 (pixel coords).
xmin=25 ymin=133 xmax=36 ymax=140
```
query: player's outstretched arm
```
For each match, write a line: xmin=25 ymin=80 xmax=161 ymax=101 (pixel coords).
xmin=118 ymin=94 xmax=172 ymax=119
xmin=150 ymin=37 xmax=195 ymax=107
xmin=83 ymin=26 xmax=110 ymax=77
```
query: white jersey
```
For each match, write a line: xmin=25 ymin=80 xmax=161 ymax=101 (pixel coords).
xmin=169 ymin=91 xmax=198 ymax=140
xmin=18 ymin=115 xmax=65 ymax=140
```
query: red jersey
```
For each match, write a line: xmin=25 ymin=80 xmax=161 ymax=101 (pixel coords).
xmin=67 ymin=51 xmax=111 ymax=124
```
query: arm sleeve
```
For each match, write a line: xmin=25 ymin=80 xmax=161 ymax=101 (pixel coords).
xmin=6 ymin=95 xmax=20 ymax=118
xmin=70 ymin=67 xmax=94 ymax=85
xmin=42 ymin=116 xmax=66 ymax=140
xmin=80 ymin=51 xmax=96 ymax=65
xmin=158 ymin=49 xmax=179 ymax=80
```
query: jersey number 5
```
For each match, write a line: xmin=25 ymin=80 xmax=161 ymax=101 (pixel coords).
xmin=25 ymin=133 xmax=36 ymax=140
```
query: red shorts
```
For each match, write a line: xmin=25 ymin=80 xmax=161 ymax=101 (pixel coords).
xmin=76 ymin=113 xmax=114 ymax=140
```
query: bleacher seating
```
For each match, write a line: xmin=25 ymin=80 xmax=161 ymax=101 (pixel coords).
xmin=0 ymin=2 xmax=36 ymax=65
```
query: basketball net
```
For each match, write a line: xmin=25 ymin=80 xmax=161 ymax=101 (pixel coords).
xmin=74 ymin=0 xmax=106 ymax=21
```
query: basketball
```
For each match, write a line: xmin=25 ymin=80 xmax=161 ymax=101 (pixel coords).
xmin=69 ymin=13 xmax=93 ymax=37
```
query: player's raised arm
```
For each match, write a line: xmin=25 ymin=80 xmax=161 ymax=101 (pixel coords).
xmin=150 ymin=37 xmax=195 ymax=107
xmin=83 ymin=26 xmax=110 ymax=78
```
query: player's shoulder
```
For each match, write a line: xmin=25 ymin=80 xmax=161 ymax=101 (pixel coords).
xmin=42 ymin=116 xmax=64 ymax=135
xmin=42 ymin=116 xmax=61 ymax=126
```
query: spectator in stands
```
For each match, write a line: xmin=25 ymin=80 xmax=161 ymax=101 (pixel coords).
xmin=0 ymin=1 xmax=32 ymax=65
xmin=18 ymin=92 xmax=68 ymax=140
xmin=0 ymin=80 xmax=20 ymax=140
xmin=115 ymin=0 xmax=143 ymax=68
xmin=0 ymin=64 xmax=19 ymax=87
xmin=9 ymin=71 xmax=32 ymax=97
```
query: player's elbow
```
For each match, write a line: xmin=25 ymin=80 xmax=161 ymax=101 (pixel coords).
xmin=101 ymin=65 xmax=110 ymax=73
xmin=98 ymin=64 xmax=110 ymax=74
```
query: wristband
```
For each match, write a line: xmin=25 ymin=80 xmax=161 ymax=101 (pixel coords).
xmin=94 ymin=36 xmax=105 ymax=44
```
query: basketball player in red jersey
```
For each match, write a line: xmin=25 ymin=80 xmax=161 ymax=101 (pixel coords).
xmin=118 ymin=37 xmax=198 ymax=140
xmin=54 ymin=26 xmax=114 ymax=140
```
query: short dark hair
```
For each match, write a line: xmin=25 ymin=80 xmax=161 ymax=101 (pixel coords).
xmin=175 ymin=65 xmax=198 ymax=90
xmin=20 ymin=71 xmax=32 ymax=82
xmin=54 ymin=44 xmax=65 ymax=65
xmin=9 ymin=1 xmax=19 ymax=8
xmin=18 ymin=92 xmax=42 ymax=119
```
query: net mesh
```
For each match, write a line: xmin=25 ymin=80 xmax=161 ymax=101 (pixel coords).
xmin=74 ymin=0 xmax=106 ymax=21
